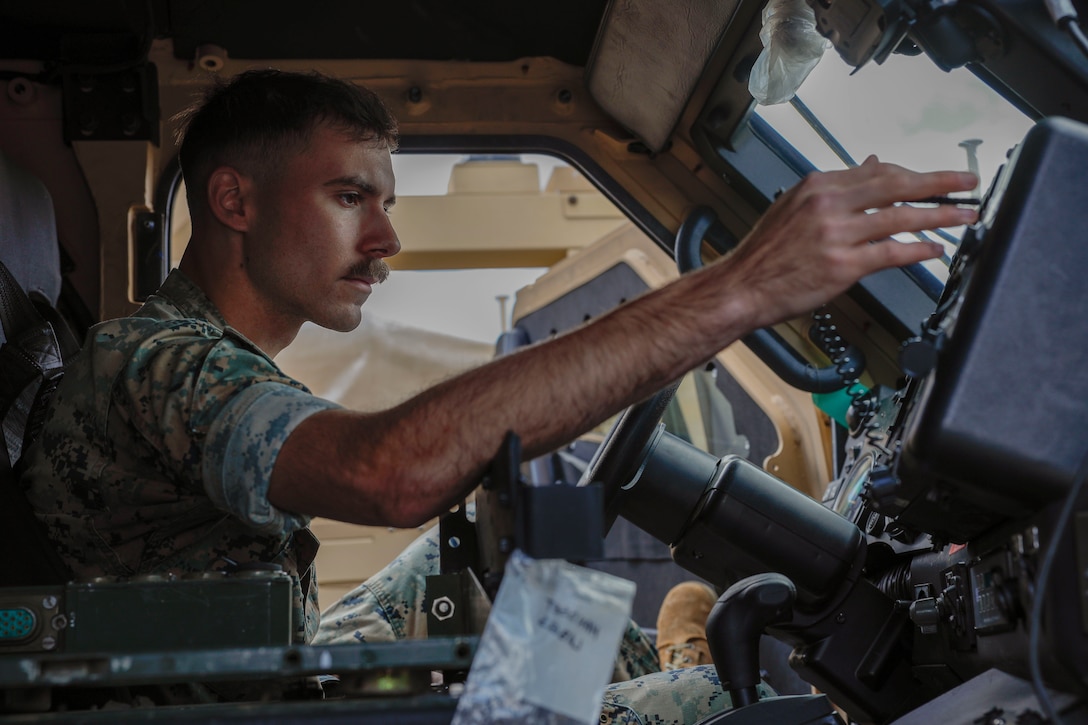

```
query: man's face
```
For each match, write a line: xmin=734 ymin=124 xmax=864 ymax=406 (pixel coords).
xmin=244 ymin=124 xmax=400 ymax=333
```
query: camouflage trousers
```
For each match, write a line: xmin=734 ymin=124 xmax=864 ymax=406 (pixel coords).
xmin=314 ymin=526 xmax=763 ymax=724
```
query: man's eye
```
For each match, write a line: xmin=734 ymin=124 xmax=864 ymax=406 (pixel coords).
xmin=339 ymin=193 xmax=360 ymax=206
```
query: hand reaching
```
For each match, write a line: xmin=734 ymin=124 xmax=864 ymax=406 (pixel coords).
xmin=719 ymin=156 xmax=978 ymax=330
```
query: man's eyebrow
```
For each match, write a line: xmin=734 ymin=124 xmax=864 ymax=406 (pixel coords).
xmin=324 ymin=175 xmax=396 ymax=206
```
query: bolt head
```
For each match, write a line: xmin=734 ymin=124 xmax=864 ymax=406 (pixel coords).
xmin=431 ymin=596 xmax=456 ymax=622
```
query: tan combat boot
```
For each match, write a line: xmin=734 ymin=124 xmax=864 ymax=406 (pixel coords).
xmin=655 ymin=581 xmax=718 ymax=671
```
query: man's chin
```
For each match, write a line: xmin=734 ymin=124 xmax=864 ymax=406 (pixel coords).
xmin=315 ymin=309 xmax=365 ymax=333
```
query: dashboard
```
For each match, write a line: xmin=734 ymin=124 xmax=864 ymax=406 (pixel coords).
xmin=822 ymin=116 xmax=1088 ymax=712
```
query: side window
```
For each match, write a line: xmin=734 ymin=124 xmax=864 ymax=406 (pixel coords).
xmin=671 ymin=367 xmax=751 ymax=460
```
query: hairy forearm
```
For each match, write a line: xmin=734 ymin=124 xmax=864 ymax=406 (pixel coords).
xmin=272 ymin=257 xmax=753 ymax=527
xmin=384 ymin=261 xmax=753 ymax=520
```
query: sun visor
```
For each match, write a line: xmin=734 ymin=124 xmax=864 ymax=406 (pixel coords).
xmin=586 ymin=0 xmax=740 ymax=152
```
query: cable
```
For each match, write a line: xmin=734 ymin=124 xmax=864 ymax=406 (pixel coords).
xmin=1065 ymin=19 xmax=1088 ymax=59
xmin=1045 ymin=0 xmax=1079 ymax=27
xmin=1044 ymin=0 xmax=1088 ymax=60
xmin=810 ymin=309 xmax=869 ymax=409
xmin=789 ymin=95 xmax=859 ymax=168
xmin=1028 ymin=450 xmax=1088 ymax=724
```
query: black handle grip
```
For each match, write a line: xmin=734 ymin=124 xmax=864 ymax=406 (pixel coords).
xmin=675 ymin=206 xmax=862 ymax=394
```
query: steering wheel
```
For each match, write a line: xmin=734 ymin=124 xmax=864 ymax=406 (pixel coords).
xmin=576 ymin=381 xmax=681 ymax=532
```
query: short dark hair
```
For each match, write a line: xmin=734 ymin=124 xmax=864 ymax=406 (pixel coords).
xmin=176 ymin=69 xmax=399 ymax=216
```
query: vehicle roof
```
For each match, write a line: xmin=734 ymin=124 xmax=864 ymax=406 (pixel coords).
xmin=0 ymin=1 xmax=609 ymax=66
xmin=6 ymin=0 xmax=1088 ymax=136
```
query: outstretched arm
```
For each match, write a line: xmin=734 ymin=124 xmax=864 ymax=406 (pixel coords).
xmin=268 ymin=159 xmax=978 ymax=527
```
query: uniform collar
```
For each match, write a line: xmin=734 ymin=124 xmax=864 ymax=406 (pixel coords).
xmin=149 ymin=269 xmax=230 ymax=330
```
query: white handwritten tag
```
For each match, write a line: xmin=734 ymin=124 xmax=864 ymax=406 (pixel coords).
xmin=522 ymin=559 xmax=635 ymax=721
xmin=453 ymin=550 xmax=636 ymax=724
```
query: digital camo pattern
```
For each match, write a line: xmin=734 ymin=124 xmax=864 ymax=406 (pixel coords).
xmin=316 ymin=527 xmax=749 ymax=723
xmin=20 ymin=270 xmax=339 ymax=643
xmin=599 ymin=670 xmax=774 ymax=724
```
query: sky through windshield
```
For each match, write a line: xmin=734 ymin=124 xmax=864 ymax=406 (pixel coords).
xmin=757 ymin=51 xmax=1034 ymax=197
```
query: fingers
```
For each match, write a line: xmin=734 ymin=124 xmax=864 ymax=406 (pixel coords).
xmin=855 ymin=238 xmax=945 ymax=272
xmin=771 ymin=161 xmax=978 ymax=267
xmin=849 ymin=168 xmax=978 ymax=213
xmin=847 ymin=203 xmax=978 ymax=244
xmin=726 ymin=160 xmax=979 ymax=324
xmin=789 ymin=160 xmax=978 ymax=215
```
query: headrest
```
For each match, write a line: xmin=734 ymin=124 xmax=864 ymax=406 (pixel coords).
xmin=0 ymin=152 xmax=62 ymax=306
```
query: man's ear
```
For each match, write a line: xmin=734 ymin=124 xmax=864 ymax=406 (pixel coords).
xmin=206 ymin=166 xmax=254 ymax=232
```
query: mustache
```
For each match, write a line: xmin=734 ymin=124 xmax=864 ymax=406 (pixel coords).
xmin=348 ymin=258 xmax=391 ymax=284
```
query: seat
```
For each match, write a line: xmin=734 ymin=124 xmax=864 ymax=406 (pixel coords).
xmin=0 ymin=152 xmax=63 ymax=332
xmin=0 ymin=150 xmax=75 ymax=586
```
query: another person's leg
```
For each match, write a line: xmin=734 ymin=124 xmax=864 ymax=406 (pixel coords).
xmin=656 ymin=581 xmax=717 ymax=670
xmin=314 ymin=526 xmax=441 ymax=644
xmin=601 ymin=666 xmax=773 ymax=724
xmin=613 ymin=621 xmax=660 ymax=681
xmin=597 ymin=580 xmax=778 ymax=724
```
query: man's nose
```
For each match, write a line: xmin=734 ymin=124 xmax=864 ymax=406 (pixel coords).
xmin=363 ymin=212 xmax=401 ymax=258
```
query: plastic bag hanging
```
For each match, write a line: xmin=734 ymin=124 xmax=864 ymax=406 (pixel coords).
xmin=748 ymin=0 xmax=830 ymax=105
xmin=451 ymin=550 xmax=636 ymax=725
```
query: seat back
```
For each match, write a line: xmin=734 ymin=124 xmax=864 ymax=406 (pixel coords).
xmin=0 ymin=153 xmax=62 ymax=331
xmin=0 ymin=152 xmax=76 ymax=586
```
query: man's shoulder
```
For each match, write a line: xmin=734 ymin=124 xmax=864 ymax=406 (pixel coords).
xmin=85 ymin=271 xmax=270 ymax=368
xmin=86 ymin=312 xmax=268 ymax=371
xmin=90 ymin=313 xmax=223 ymax=348
xmin=53 ymin=312 xmax=287 ymax=431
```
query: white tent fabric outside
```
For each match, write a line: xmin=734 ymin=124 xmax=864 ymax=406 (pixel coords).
xmin=277 ymin=315 xmax=494 ymax=413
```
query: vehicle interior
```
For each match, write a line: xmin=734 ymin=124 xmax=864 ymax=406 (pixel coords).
xmin=1 ymin=0 xmax=1086 ymax=723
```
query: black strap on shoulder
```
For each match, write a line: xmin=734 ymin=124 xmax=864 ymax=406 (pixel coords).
xmin=0 ymin=259 xmax=74 ymax=585
xmin=0 ymin=261 xmax=69 ymax=467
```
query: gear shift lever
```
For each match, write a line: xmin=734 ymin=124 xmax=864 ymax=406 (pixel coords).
xmin=707 ymin=572 xmax=796 ymax=707
xmin=697 ymin=573 xmax=845 ymax=725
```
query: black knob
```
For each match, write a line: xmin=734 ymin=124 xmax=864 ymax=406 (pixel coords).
xmin=899 ymin=336 xmax=940 ymax=378
xmin=706 ymin=573 xmax=797 ymax=709
xmin=866 ymin=465 xmax=901 ymax=508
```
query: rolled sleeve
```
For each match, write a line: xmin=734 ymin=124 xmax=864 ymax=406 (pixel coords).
xmin=202 ymin=381 xmax=342 ymax=533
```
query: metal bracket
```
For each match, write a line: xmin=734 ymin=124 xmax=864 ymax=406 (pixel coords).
xmin=62 ymin=64 xmax=160 ymax=144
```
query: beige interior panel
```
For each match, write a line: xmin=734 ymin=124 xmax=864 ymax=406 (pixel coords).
xmin=310 ymin=519 xmax=432 ymax=610
xmin=515 ymin=224 xmax=832 ymax=498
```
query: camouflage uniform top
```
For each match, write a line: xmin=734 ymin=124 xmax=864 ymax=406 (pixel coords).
xmin=21 ymin=270 xmax=341 ymax=643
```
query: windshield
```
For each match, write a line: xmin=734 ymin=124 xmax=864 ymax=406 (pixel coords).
xmin=756 ymin=51 xmax=1034 ymax=278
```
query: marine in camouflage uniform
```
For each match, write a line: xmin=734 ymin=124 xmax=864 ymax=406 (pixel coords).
xmin=21 ymin=267 xmax=739 ymax=722
xmin=22 ymin=269 xmax=334 ymax=643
